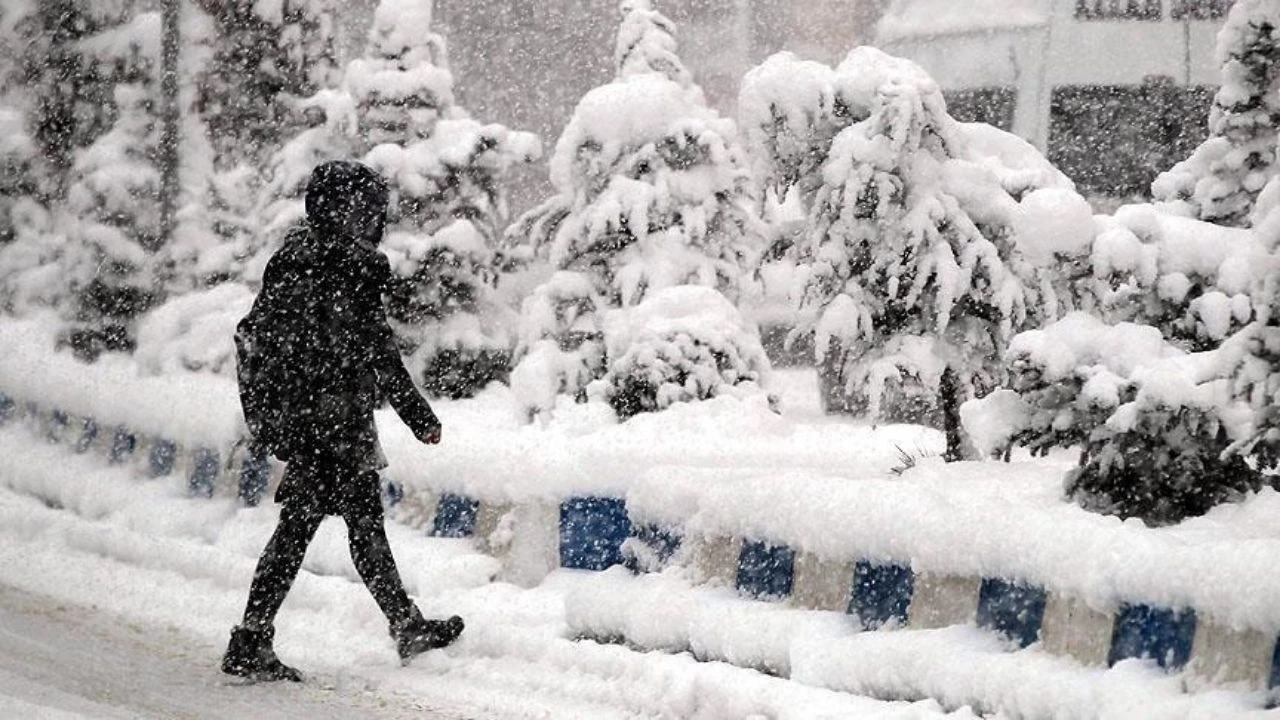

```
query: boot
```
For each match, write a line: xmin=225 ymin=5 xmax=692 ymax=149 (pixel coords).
xmin=392 ymin=610 xmax=464 ymax=662
xmin=221 ymin=625 xmax=304 ymax=682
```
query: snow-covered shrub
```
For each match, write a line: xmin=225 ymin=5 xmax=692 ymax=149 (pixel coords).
xmin=382 ymin=220 xmax=518 ymax=398
xmin=509 ymin=271 xmax=607 ymax=419
xmin=1222 ymin=272 xmax=1280 ymax=471
xmin=963 ymin=312 xmax=1265 ymax=525
xmin=756 ymin=47 xmax=1084 ymax=454
xmin=601 ymin=286 xmax=772 ymax=420
xmin=1091 ymin=204 xmax=1268 ymax=350
xmin=1153 ymin=0 xmax=1280 ymax=228
xmin=506 ymin=0 xmax=767 ymax=419
xmin=353 ymin=0 xmax=539 ymax=397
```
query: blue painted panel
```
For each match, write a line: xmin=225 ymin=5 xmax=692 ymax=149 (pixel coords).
xmin=1270 ymin=634 xmax=1280 ymax=690
xmin=149 ymin=439 xmax=177 ymax=478
xmin=381 ymin=478 xmax=404 ymax=509
xmin=624 ymin=523 xmax=682 ymax=573
xmin=0 ymin=392 xmax=13 ymax=424
xmin=188 ymin=448 xmax=219 ymax=498
xmin=237 ymin=445 xmax=271 ymax=506
xmin=46 ymin=409 xmax=69 ymax=443
xmin=976 ymin=577 xmax=1047 ymax=649
xmin=108 ymin=427 xmax=136 ymax=464
xmin=1107 ymin=603 xmax=1197 ymax=670
xmin=432 ymin=493 xmax=480 ymax=538
xmin=74 ymin=417 xmax=99 ymax=453
xmin=560 ymin=497 xmax=631 ymax=571
xmin=850 ymin=560 xmax=914 ymax=630
xmin=736 ymin=539 xmax=795 ymax=600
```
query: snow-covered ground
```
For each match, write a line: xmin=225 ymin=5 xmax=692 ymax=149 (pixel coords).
xmin=0 ymin=419 xmax=972 ymax=720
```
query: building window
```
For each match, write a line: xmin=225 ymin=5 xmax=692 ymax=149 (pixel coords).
xmin=1170 ymin=0 xmax=1234 ymax=20
xmin=1075 ymin=0 xmax=1163 ymax=20
xmin=943 ymin=87 xmax=1017 ymax=131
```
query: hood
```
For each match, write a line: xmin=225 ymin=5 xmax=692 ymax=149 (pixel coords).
xmin=304 ymin=160 xmax=390 ymax=248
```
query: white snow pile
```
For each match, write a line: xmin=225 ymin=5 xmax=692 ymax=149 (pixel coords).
xmin=133 ymin=282 xmax=255 ymax=377
xmin=600 ymin=286 xmax=774 ymax=417
xmin=621 ymin=457 xmax=1280 ymax=635
xmin=0 ymin=317 xmax=243 ymax=447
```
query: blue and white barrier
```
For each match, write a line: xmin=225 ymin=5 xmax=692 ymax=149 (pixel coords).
xmin=3 ymin=384 xmax=1278 ymax=704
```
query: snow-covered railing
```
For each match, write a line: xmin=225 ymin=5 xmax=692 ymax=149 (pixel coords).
xmin=3 ymin=315 xmax=1278 ymax=706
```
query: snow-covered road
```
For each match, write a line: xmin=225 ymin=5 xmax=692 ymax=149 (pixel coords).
xmin=0 ymin=582 xmax=477 ymax=720
xmin=0 ymin=424 xmax=965 ymax=719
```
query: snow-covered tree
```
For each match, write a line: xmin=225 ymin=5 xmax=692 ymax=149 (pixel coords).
xmin=0 ymin=107 xmax=39 ymax=246
xmin=347 ymin=0 xmax=539 ymax=398
xmin=194 ymin=0 xmax=339 ymax=166
xmin=506 ymin=0 xmax=767 ymax=419
xmin=780 ymin=47 xmax=1087 ymax=458
xmin=61 ymin=83 xmax=164 ymax=358
xmin=1153 ymin=0 xmax=1280 ymax=227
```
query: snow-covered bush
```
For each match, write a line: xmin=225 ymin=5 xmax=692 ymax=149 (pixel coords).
xmin=353 ymin=0 xmax=539 ymax=398
xmin=1153 ymin=0 xmax=1280 ymax=227
xmin=601 ymin=286 xmax=772 ymax=419
xmin=963 ymin=312 xmax=1264 ymax=525
xmin=756 ymin=47 xmax=1085 ymax=455
xmin=1090 ymin=204 xmax=1267 ymax=350
xmin=0 ymin=106 xmax=39 ymax=245
xmin=382 ymin=220 xmax=518 ymax=398
xmin=506 ymin=0 xmax=767 ymax=419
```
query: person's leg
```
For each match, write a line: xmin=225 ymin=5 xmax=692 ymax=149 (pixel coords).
xmin=223 ymin=490 xmax=325 ymax=681
xmin=240 ymin=501 xmax=325 ymax=630
xmin=342 ymin=470 xmax=463 ymax=660
xmin=343 ymin=471 xmax=414 ymax=626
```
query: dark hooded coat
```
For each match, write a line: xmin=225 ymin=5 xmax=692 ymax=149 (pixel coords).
xmin=240 ymin=161 xmax=439 ymax=515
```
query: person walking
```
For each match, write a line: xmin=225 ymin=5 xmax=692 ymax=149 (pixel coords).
xmin=222 ymin=160 xmax=464 ymax=682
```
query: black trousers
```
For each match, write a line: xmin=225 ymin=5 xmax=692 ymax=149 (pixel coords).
xmin=240 ymin=465 xmax=415 ymax=632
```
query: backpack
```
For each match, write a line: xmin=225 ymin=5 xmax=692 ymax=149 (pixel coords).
xmin=234 ymin=247 xmax=348 ymax=460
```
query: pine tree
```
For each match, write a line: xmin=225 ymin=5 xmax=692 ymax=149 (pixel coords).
xmin=348 ymin=0 xmax=539 ymax=398
xmin=506 ymin=0 xmax=768 ymax=419
xmin=1153 ymin=0 xmax=1280 ymax=227
xmin=793 ymin=48 xmax=1084 ymax=458
xmin=62 ymin=82 xmax=164 ymax=358
xmin=194 ymin=0 xmax=339 ymax=166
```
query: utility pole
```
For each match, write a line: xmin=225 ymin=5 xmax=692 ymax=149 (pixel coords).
xmin=157 ymin=0 xmax=181 ymax=248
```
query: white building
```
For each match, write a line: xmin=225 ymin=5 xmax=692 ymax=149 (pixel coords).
xmin=877 ymin=0 xmax=1232 ymax=198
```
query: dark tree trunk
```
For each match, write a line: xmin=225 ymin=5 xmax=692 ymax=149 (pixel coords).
xmin=940 ymin=364 xmax=965 ymax=462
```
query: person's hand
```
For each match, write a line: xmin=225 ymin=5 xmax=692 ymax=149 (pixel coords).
xmin=416 ymin=423 xmax=442 ymax=446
